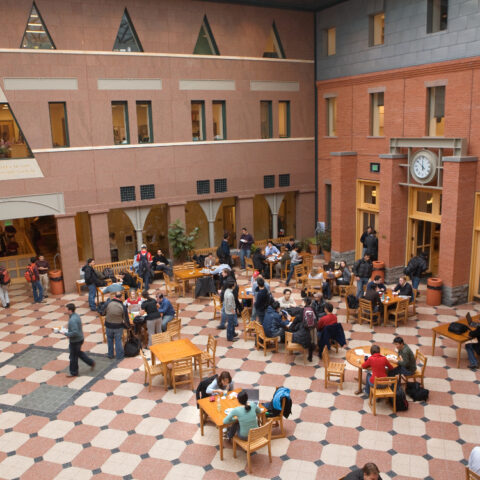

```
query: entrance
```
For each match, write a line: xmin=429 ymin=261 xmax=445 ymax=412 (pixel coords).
xmin=356 ymin=181 xmax=380 ymax=258
xmin=409 ymin=219 xmax=440 ymax=274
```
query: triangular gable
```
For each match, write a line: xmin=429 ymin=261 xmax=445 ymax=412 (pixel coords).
xmin=21 ymin=2 xmax=55 ymax=50
xmin=113 ymin=8 xmax=143 ymax=52
xmin=263 ymin=22 xmax=285 ymax=59
xmin=193 ymin=15 xmax=219 ymax=55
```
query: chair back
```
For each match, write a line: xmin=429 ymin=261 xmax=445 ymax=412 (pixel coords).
xmin=212 ymin=294 xmax=222 ymax=310
xmin=373 ymin=376 xmax=397 ymax=391
xmin=466 ymin=467 xmax=480 ymax=480
xmin=345 ymin=285 xmax=357 ymax=302
xmin=415 ymin=350 xmax=428 ymax=375
xmin=321 ymin=345 xmax=330 ymax=366
xmin=247 ymin=420 xmax=272 ymax=444
xmin=302 ymin=253 xmax=313 ymax=272
xmin=245 ymin=257 xmax=254 ymax=271
xmin=183 ymin=261 xmax=196 ymax=269
xmin=294 ymin=264 xmax=305 ymax=278
xmin=396 ymin=298 xmax=409 ymax=314
xmin=207 ymin=334 xmax=217 ymax=356
xmin=167 ymin=318 xmax=181 ymax=339
xmin=174 ymin=303 xmax=180 ymax=318
xmin=172 ymin=357 xmax=193 ymax=377
xmin=241 ymin=308 xmax=250 ymax=324
xmin=139 ymin=349 xmax=151 ymax=374
xmin=306 ymin=278 xmax=323 ymax=290
xmin=151 ymin=332 xmax=171 ymax=345
xmin=285 ymin=331 xmax=293 ymax=347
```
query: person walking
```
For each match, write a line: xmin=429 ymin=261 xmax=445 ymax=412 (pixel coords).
xmin=36 ymin=255 xmax=50 ymax=298
xmin=224 ymin=278 xmax=238 ymax=342
xmin=26 ymin=257 xmax=45 ymax=304
xmin=0 ymin=266 xmax=11 ymax=308
xmin=105 ymin=292 xmax=129 ymax=360
xmin=353 ymin=253 xmax=373 ymax=299
xmin=405 ymin=252 xmax=428 ymax=291
xmin=63 ymin=303 xmax=95 ymax=377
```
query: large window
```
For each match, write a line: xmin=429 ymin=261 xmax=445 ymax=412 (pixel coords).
xmin=326 ymin=27 xmax=336 ymax=56
xmin=369 ymin=13 xmax=385 ymax=46
xmin=21 ymin=2 xmax=55 ymax=50
xmin=49 ymin=102 xmax=69 ymax=147
xmin=370 ymin=92 xmax=384 ymax=136
xmin=136 ymin=101 xmax=153 ymax=143
xmin=278 ymin=101 xmax=290 ymax=138
xmin=0 ymin=104 xmax=32 ymax=159
xmin=326 ymin=97 xmax=337 ymax=137
xmin=194 ymin=15 xmax=219 ymax=55
xmin=191 ymin=101 xmax=206 ymax=141
xmin=427 ymin=86 xmax=445 ymax=137
xmin=113 ymin=8 xmax=143 ymax=52
xmin=112 ymin=101 xmax=129 ymax=145
xmin=427 ymin=0 xmax=448 ymax=33
xmin=212 ymin=101 xmax=226 ymax=140
xmin=260 ymin=101 xmax=272 ymax=139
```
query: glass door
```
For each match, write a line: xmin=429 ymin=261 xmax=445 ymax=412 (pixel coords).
xmin=410 ymin=219 xmax=440 ymax=275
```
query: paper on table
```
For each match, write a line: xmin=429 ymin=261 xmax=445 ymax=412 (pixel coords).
xmin=386 ymin=354 xmax=398 ymax=361
xmin=354 ymin=349 xmax=365 ymax=356
xmin=228 ymin=392 xmax=238 ymax=399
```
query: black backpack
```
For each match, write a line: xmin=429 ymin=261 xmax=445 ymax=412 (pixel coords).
xmin=448 ymin=322 xmax=469 ymax=335
xmin=103 ymin=267 xmax=116 ymax=282
xmin=124 ymin=331 xmax=141 ymax=357
xmin=97 ymin=300 xmax=110 ymax=316
xmin=390 ymin=385 xmax=409 ymax=412
xmin=406 ymin=382 xmax=429 ymax=402
xmin=347 ymin=294 xmax=359 ymax=309
xmin=195 ymin=374 xmax=217 ymax=408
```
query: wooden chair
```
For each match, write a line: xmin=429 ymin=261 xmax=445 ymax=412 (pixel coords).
xmin=358 ymin=298 xmax=381 ymax=328
xmin=173 ymin=302 xmax=180 ymax=319
xmin=151 ymin=332 xmax=171 ymax=345
xmin=140 ymin=349 xmax=166 ymax=391
xmin=267 ymin=394 xmax=287 ymax=439
xmin=305 ymin=278 xmax=323 ymax=297
xmin=242 ymin=308 xmax=256 ymax=341
xmin=345 ymin=286 xmax=358 ymax=323
xmin=322 ymin=346 xmax=345 ymax=389
xmin=293 ymin=264 xmax=308 ymax=288
xmin=280 ymin=259 xmax=291 ymax=280
xmin=409 ymin=289 xmax=418 ymax=317
xmin=369 ymin=376 xmax=398 ymax=416
xmin=232 ymin=421 xmax=272 ymax=474
xmin=337 ymin=274 xmax=354 ymax=298
xmin=183 ymin=261 xmax=196 ymax=269
xmin=401 ymin=349 xmax=427 ymax=388
xmin=194 ymin=334 xmax=216 ymax=380
xmin=166 ymin=318 xmax=181 ymax=340
xmin=285 ymin=331 xmax=307 ymax=365
xmin=98 ymin=314 xmax=107 ymax=343
xmin=302 ymin=253 xmax=313 ymax=273
xmin=171 ymin=357 xmax=194 ymax=393
xmin=245 ymin=257 xmax=255 ymax=276
xmin=386 ymin=298 xmax=409 ymax=327
xmin=163 ymin=273 xmax=185 ymax=297
xmin=466 ymin=467 xmax=480 ymax=480
xmin=212 ymin=294 xmax=222 ymax=321
xmin=255 ymin=322 xmax=279 ymax=356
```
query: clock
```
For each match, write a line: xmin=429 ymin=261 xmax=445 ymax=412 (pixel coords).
xmin=410 ymin=150 xmax=437 ymax=184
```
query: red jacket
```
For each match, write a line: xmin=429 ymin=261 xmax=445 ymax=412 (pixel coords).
xmin=317 ymin=313 xmax=337 ymax=331
xmin=362 ymin=353 xmax=394 ymax=381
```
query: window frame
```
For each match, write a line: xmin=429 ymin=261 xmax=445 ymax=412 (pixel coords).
xmin=260 ymin=100 xmax=273 ymax=139
xmin=325 ymin=97 xmax=337 ymax=137
xmin=369 ymin=92 xmax=384 ymax=137
xmin=212 ymin=100 xmax=226 ymax=141
xmin=191 ymin=100 xmax=206 ymax=141
xmin=369 ymin=12 xmax=385 ymax=47
xmin=426 ymin=86 xmax=445 ymax=137
xmin=111 ymin=101 xmax=130 ymax=145
xmin=136 ymin=100 xmax=153 ymax=144
xmin=278 ymin=100 xmax=290 ymax=138
xmin=427 ymin=0 xmax=448 ymax=34
xmin=326 ymin=27 xmax=336 ymax=56
xmin=48 ymin=101 xmax=69 ymax=148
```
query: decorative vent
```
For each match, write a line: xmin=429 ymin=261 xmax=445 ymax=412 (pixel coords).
xmin=120 ymin=186 xmax=136 ymax=202
xmin=214 ymin=178 xmax=227 ymax=193
xmin=140 ymin=184 xmax=155 ymax=200
xmin=279 ymin=174 xmax=290 ymax=187
xmin=197 ymin=180 xmax=210 ymax=195
xmin=264 ymin=175 xmax=275 ymax=189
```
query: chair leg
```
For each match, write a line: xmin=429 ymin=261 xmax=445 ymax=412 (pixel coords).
xmin=268 ymin=442 xmax=272 ymax=462
xmin=372 ymin=397 xmax=376 ymax=416
xmin=233 ymin=438 xmax=237 ymax=458
xmin=247 ymin=451 xmax=251 ymax=474
xmin=148 ymin=375 xmax=152 ymax=392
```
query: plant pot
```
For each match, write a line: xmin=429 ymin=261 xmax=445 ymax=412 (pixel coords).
xmin=323 ymin=250 xmax=331 ymax=263
xmin=309 ymin=244 xmax=319 ymax=255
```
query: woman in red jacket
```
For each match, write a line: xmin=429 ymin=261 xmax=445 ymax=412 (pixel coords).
xmin=361 ymin=344 xmax=394 ymax=395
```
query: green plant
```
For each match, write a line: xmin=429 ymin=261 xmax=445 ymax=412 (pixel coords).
xmin=167 ymin=220 xmax=199 ymax=260
xmin=316 ymin=230 xmax=331 ymax=252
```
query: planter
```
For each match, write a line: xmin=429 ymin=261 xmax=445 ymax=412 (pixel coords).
xmin=309 ymin=244 xmax=319 ymax=255
xmin=323 ymin=250 xmax=331 ymax=263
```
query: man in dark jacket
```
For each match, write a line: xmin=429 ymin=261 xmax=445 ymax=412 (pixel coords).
xmin=360 ymin=226 xmax=373 ymax=256
xmin=353 ymin=253 xmax=373 ymax=298
xmin=466 ymin=325 xmax=480 ymax=370
xmin=254 ymin=277 xmax=271 ymax=324
xmin=344 ymin=462 xmax=383 ymax=480
xmin=406 ymin=252 xmax=428 ymax=290
xmin=364 ymin=283 xmax=382 ymax=314
xmin=311 ymin=292 xmax=326 ymax=318
xmin=82 ymin=258 xmax=100 ymax=312
xmin=218 ymin=233 xmax=232 ymax=266
xmin=364 ymin=230 xmax=378 ymax=261
xmin=152 ymin=249 xmax=173 ymax=278
xmin=238 ymin=227 xmax=254 ymax=269
xmin=105 ymin=292 xmax=129 ymax=359
xmin=263 ymin=302 xmax=288 ymax=341
xmin=28 ymin=257 xmax=45 ymax=304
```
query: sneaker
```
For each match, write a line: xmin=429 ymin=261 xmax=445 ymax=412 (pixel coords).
xmin=233 ymin=332 xmax=239 ymax=337
xmin=91 ymin=361 xmax=96 ymax=371
xmin=468 ymin=364 xmax=478 ymax=370
xmin=5 ymin=303 xmax=10 ymax=308
xmin=229 ymin=338 xmax=239 ymax=342
xmin=217 ymin=325 xmax=226 ymax=330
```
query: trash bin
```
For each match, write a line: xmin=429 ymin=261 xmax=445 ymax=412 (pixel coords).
xmin=426 ymin=277 xmax=442 ymax=306
xmin=49 ymin=270 xmax=65 ymax=295
xmin=371 ymin=260 xmax=385 ymax=282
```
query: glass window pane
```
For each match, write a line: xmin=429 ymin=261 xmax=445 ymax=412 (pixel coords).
xmin=428 ymin=86 xmax=445 ymax=137
xmin=112 ymin=102 xmax=129 ymax=145
xmin=370 ymin=92 xmax=384 ymax=136
xmin=0 ymin=104 xmax=33 ymax=159
xmin=417 ymin=191 xmax=433 ymax=214
xmin=327 ymin=27 xmax=336 ymax=56
xmin=212 ymin=101 xmax=226 ymax=140
xmin=21 ymin=3 xmax=55 ymax=50
xmin=364 ymin=185 xmax=377 ymax=205
xmin=327 ymin=98 xmax=337 ymax=136
xmin=373 ymin=13 xmax=385 ymax=45
xmin=136 ymin=101 xmax=152 ymax=143
xmin=263 ymin=22 xmax=285 ymax=59
xmin=260 ymin=101 xmax=272 ymax=139
xmin=193 ymin=16 xmax=219 ymax=55
xmin=49 ymin=102 xmax=68 ymax=147
xmin=279 ymin=101 xmax=290 ymax=138
xmin=113 ymin=9 xmax=143 ymax=52
xmin=191 ymin=101 xmax=205 ymax=141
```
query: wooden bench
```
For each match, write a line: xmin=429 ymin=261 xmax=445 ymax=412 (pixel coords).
xmin=78 ymin=259 xmax=135 ymax=296
xmin=192 ymin=247 xmax=217 ymax=257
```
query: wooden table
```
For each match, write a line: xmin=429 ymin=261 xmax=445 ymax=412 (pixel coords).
xmin=96 ymin=284 xmax=130 ymax=303
xmin=150 ymin=338 xmax=202 ymax=389
xmin=198 ymin=389 xmax=266 ymax=460
xmin=346 ymin=345 xmax=398 ymax=395
xmin=432 ymin=316 xmax=473 ymax=368
xmin=174 ymin=268 xmax=210 ymax=295
xmin=266 ymin=255 xmax=282 ymax=279
xmin=378 ymin=289 xmax=404 ymax=322
xmin=238 ymin=285 xmax=254 ymax=300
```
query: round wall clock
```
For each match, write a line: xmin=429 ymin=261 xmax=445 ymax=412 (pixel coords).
xmin=410 ymin=149 xmax=437 ymax=184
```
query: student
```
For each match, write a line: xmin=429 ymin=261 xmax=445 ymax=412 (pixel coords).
xmin=263 ymin=301 xmax=289 ymax=342
xmin=336 ymin=260 xmax=351 ymax=286
xmin=265 ymin=241 xmax=280 ymax=257
xmin=136 ymin=245 xmax=153 ymax=291
xmin=152 ymin=249 xmax=173 ymax=278
xmin=278 ymin=288 xmax=296 ymax=309
xmin=26 ymin=257 xmax=45 ymax=304
xmin=344 ymin=462 xmax=383 ymax=480
xmin=224 ymin=279 xmax=238 ymax=342
xmin=362 ymin=344 xmax=394 ymax=396
xmin=140 ymin=290 xmax=161 ymax=346
xmin=253 ymin=248 xmax=268 ymax=277
xmin=238 ymin=227 xmax=254 ymax=269
xmin=82 ymin=258 xmax=100 ymax=311
xmin=125 ymin=289 xmax=141 ymax=314
xmin=308 ymin=268 xmax=331 ymax=299
xmin=36 ymin=255 xmax=50 ymax=297
xmin=286 ymin=246 xmax=302 ymax=286
xmin=223 ymin=390 xmax=261 ymax=440
xmin=254 ymin=277 xmax=271 ymax=324
xmin=317 ymin=303 xmax=337 ymax=331
xmin=353 ymin=253 xmax=373 ymax=299
xmin=364 ymin=283 xmax=382 ymax=314
xmin=389 ymin=336 xmax=416 ymax=376
xmin=105 ymin=292 xmax=129 ymax=360
xmin=405 ymin=252 xmax=428 ymax=290
xmin=367 ymin=275 xmax=386 ymax=294
xmin=157 ymin=293 xmax=175 ymax=332
xmin=206 ymin=371 xmax=234 ymax=395
xmin=393 ymin=275 xmax=414 ymax=301
xmin=466 ymin=324 xmax=480 ymax=371
xmin=204 ymin=253 xmax=216 ymax=268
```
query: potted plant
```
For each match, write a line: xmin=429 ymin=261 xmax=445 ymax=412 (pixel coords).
xmin=167 ymin=220 xmax=199 ymax=262
xmin=304 ymin=237 xmax=320 ymax=255
xmin=317 ymin=230 xmax=331 ymax=262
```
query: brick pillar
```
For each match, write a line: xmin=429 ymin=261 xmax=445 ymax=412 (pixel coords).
xmin=89 ymin=211 xmax=111 ymax=264
xmin=438 ymin=156 xmax=477 ymax=305
xmin=236 ymin=196 xmax=254 ymax=240
xmin=330 ymin=152 xmax=357 ymax=263
xmin=378 ymin=154 xmax=408 ymax=283
xmin=56 ymin=214 xmax=80 ymax=293
xmin=296 ymin=190 xmax=315 ymax=240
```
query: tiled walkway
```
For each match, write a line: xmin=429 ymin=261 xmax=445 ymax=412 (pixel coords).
xmin=0 ymin=268 xmax=479 ymax=480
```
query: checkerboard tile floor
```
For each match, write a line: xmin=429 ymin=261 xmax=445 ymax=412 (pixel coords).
xmin=0 ymin=267 xmax=479 ymax=480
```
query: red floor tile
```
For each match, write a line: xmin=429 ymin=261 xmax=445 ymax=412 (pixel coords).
xmin=164 ymin=421 xmax=198 ymax=441
xmin=286 ymin=439 xmax=322 ymax=461
xmin=13 ymin=415 xmax=50 ymax=434
xmin=178 ymin=443 xmax=218 ymax=466
xmin=325 ymin=426 xmax=359 ymax=446
xmin=6 ymin=367 xmax=36 ymax=380
xmin=9 ymin=381 xmax=40 ymax=395
xmin=21 ymin=461 xmax=63 ymax=480
xmin=64 ymin=424 xmax=101 ymax=444
xmin=392 ymin=434 xmax=428 ymax=456
xmin=57 ymin=405 xmax=92 ymax=422
xmin=132 ymin=458 xmax=172 ymax=480
xmin=17 ymin=437 xmax=56 ymax=458
xmin=71 ymin=446 xmax=111 ymax=470
xmin=99 ymin=395 xmax=131 ymax=411
xmin=109 ymin=413 xmax=143 ymax=431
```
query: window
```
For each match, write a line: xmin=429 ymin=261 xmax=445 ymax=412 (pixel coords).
xmin=214 ymin=178 xmax=227 ymax=193
xmin=264 ymin=175 xmax=275 ymax=189
xmin=370 ymin=92 xmax=384 ymax=136
xmin=113 ymin=8 xmax=143 ymax=52
xmin=364 ymin=184 xmax=377 ymax=205
xmin=49 ymin=102 xmax=69 ymax=147
xmin=120 ymin=186 xmax=136 ymax=202
xmin=0 ymin=104 xmax=33 ymax=159
xmin=112 ymin=102 xmax=129 ymax=145
xmin=326 ymin=97 xmax=337 ymax=137
xmin=427 ymin=0 xmax=448 ymax=33
xmin=260 ymin=101 xmax=272 ymax=139
xmin=327 ymin=27 xmax=336 ymax=56
xmin=279 ymin=174 xmax=290 ymax=187
xmin=194 ymin=15 xmax=219 ymax=55
xmin=427 ymin=86 xmax=445 ymax=136
xmin=136 ymin=101 xmax=153 ymax=143
xmin=197 ymin=180 xmax=210 ymax=195
xmin=212 ymin=101 xmax=226 ymax=140
xmin=140 ymin=184 xmax=155 ymax=200
xmin=191 ymin=101 xmax=206 ymax=141
xmin=21 ymin=2 xmax=55 ymax=49
xmin=263 ymin=22 xmax=285 ymax=58
xmin=278 ymin=101 xmax=290 ymax=138
xmin=369 ymin=13 xmax=385 ymax=46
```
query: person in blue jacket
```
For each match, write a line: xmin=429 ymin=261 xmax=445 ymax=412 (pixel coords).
xmin=157 ymin=293 xmax=175 ymax=331
xmin=263 ymin=301 xmax=289 ymax=341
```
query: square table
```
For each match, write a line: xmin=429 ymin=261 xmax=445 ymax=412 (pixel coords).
xmin=380 ymin=289 xmax=403 ymax=323
xmin=238 ymin=285 xmax=254 ymax=301
xmin=150 ymin=338 xmax=203 ymax=389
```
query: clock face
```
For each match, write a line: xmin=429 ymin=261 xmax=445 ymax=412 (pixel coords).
xmin=410 ymin=150 xmax=437 ymax=184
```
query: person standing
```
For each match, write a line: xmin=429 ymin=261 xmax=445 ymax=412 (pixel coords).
xmin=36 ymin=255 xmax=50 ymax=297
xmin=353 ymin=253 xmax=373 ymax=299
xmin=136 ymin=244 xmax=153 ymax=291
xmin=238 ymin=227 xmax=253 ymax=269
xmin=254 ymin=277 xmax=271 ymax=324
xmin=141 ymin=291 xmax=161 ymax=346
xmin=405 ymin=252 xmax=428 ymax=291
xmin=64 ymin=303 xmax=95 ymax=377
xmin=224 ymin=279 xmax=238 ymax=342
xmin=82 ymin=258 xmax=100 ymax=312
xmin=0 ymin=266 xmax=10 ymax=308
xmin=218 ymin=233 xmax=232 ymax=266
xmin=360 ymin=226 xmax=373 ymax=257
xmin=466 ymin=324 xmax=480 ymax=371
xmin=105 ymin=292 xmax=129 ymax=360
xmin=26 ymin=257 xmax=45 ymax=304
xmin=364 ymin=230 xmax=378 ymax=261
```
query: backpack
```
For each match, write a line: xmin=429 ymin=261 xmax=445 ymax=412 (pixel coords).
xmin=24 ymin=265 xmax=36 ymax=283
xmin=103 ymin=267 xmax=116 ymax=283
xmin=347 ymin=294 xmax=359 ymax=309
xmin=0 ymin=267 xmax=10 ymax=285
xmin=96 ymin=300 xmax=109 ymax=317
xmin=448 ymin=322 xmax=469 ymax=335
xmin=303 ymin=306 xmax=316 ymax=329
xmin=195 ymin=374 xmax=217 ymax=408
xmin=124 ymin=331 xmax=141 ymax=357
xmin=216 ymin=245 xmax=225 ymax=263
xmin=390 ymin=385 xmax=409 ymax=412
xmin=406 ymin=382 xmax=429 ymax=402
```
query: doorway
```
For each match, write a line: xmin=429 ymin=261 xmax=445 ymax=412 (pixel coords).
xmin=409 ymin=220 xmax=440 ymax=275
xmin=223 ymin=205 xmax=236 ymax=246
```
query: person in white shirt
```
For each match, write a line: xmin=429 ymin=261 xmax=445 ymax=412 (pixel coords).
xmin=204 ymin=253 xmax=216 ymax=268
xmin=278 ymin=288 xmax=296 ymax=309
xmin=286 ymin=246 xmax=302 ymax=286
xmin=469 ymin=446 xmax=480 ymax=474
xmin=308 ymin=268 xmax=331 ymax=299
xmin=265 ymin=241 xmax=280 ymax=257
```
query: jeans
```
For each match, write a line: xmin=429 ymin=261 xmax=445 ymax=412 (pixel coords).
xmin=143 ymin=273 xmax=150 ymax=291
xmin=323 ymin=281 xmax=331 ymax=299
xmin=356 ymin=277 xmax=369 ymax=298
xmin=226 ymin=313 xmax=237 ymax=341
xmin=268 ymin=327 xmax=285 ymax=342
xmin=239 ymin=249 xmax=250 ymax=269
xmin=0 ymin=285 xmax=9 ymax=307
xmin=146 ymin=317 xmax=162 ymax=346
xmin=466 ymin=343 xmax=479 ymax=367
xmin=39 ymin=273 xmax=49 ymax=295
xmin=32 ymin=280 xmax=44 ymax=303
xmin=161 ymin=314 xmax=174 ymax=332
xmin=88 ymin=284 xmax=97 ymax=311
xmin=69 ymin=340 xmax=94 ymax=376
xmin=411 ymin=276 xmax=421 ymax=290
xmin=219 ymin=306 xmax=226 ymax=328
xmin=257 ymin=310 xmax=266 ymax=325
xmin=106 ymin=327 xmax=124 ymax=359
xmin=365 ymin=372 xmax=388 ymax=396
xmin=103 ymin=284 xmax=124 ymax=294
xmin=286 ymin=262 xmax=301 ymax=285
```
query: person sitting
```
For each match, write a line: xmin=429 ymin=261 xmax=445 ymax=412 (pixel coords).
xmin=253 ymin=248 xmax=268 ymax=277
xmin=263 ymin=301 xmax=289 ymax=342
xmin=157 ymin=293 xmax=175 ymax=332
xmin=204 ymin=253 xmax=216 ymax=268
xmin=367 ymin=275 xmax=386 ymax=294
xmin=308 ymin=268 xmax=331 ymax=299
xmin=152 ymin=249 xmax=173 ymax=277
xmin=206 ymin=371 xmax=233 ymax=395
xmin=344 ymin=462 xmax=383 ymax=480
xmin=118 ymin=271 xmax=138 ymax=290
xmin=393 ymin=275 xmax=414 ymax=301
xmin=336 ymin=260 xmax=351 ymax=286
xmin=278 ymin=288 xmax=296 ymax=309
xmin=311 ymin=292 xmax=326 ymax=319
xmin=362 ymin=344 xmax=394 ymax=396
xmin=388 ymin=336 xmax=416 ymax=377
xmin=254 ymin=277 xmax=271 ymax=324
xmin=285 ymin=237 xmax=296 ymax=251
xmin=211 ymin=263 xmax=232 ymax=276
xmin=251 ymin=271 xmax=270 ymax=292
xmin=291 ymin=315 xmax=314 ymax=361
xmin=317 ymin=303 xmax=337 ymax=331
xmin=468 ymin=446 xmax=480 ymax=474
xmin=286 ymin=245 xmax=302 ymax=286
xmin=125 ymin=289 xmax=141 ymax=315
xmin=364 ymin=283 xmax=382 ymax=314
xmin=265 ymin=241 xmax=280 ymax=257
xmin=466 ymin=323 xmax=480 ymax=371
xmin=223 ymin=390 xmax=261 ymax=440
xmin=101 ymin=276 xmax=124 ymax=294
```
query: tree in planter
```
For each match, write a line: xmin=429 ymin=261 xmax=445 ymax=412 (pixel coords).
xmin=167 ymin=220 xmax=199 ymax=262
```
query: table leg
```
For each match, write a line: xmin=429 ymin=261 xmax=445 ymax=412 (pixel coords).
xmin=199 ymin=408 xmax=204 ymax=436
xmin=270 ymin=263 xmax=273 ymax=280
xmin=354 ymin=367 xmax=363 ymax=395
xmin=383 ymin=304 xmax=388 ymax=326
xmin=219 ymin=426 xmax=224 ymax=461
xmin=162 ymin=363 xmax=168 ymax=390
xmin=457 ymin=342 xmax=461 ymax=368
xmin=431 ymin=331 xmax=436 ymax=356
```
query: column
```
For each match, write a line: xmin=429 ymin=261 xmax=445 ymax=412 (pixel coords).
xmin=378 ymin=154 xmax=408 ymax=283
xmin=438 ymin=156 xmax=477 ymax=305
xmin=265 ymin=193 xmax=285 ymax=239
xmin=167 ymin=202 xmax=186 ymax=227
xmin=124 ymin=207 xmax=152 ymax=252
xmin=296 ymin=190 xmax=315 ymax=240
xmin=89 ymin=210 xmax=111 ymax=264
xmin=56 ymin=214 xmax=80 ymax=293
xmin=236 ymin=196 xmax=254 ymax=240
xmin=198 ymin=199 xmax=222 ymax=247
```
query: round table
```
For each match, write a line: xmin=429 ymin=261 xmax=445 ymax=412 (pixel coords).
xmin=345 ymin=345 xmax=398 ymax=395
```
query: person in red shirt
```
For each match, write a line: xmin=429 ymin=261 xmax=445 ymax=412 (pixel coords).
xmin=361 ymin=344 xmax=394 ymax=395
xmin=317 ymin=303 xmax=337 ymax=331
